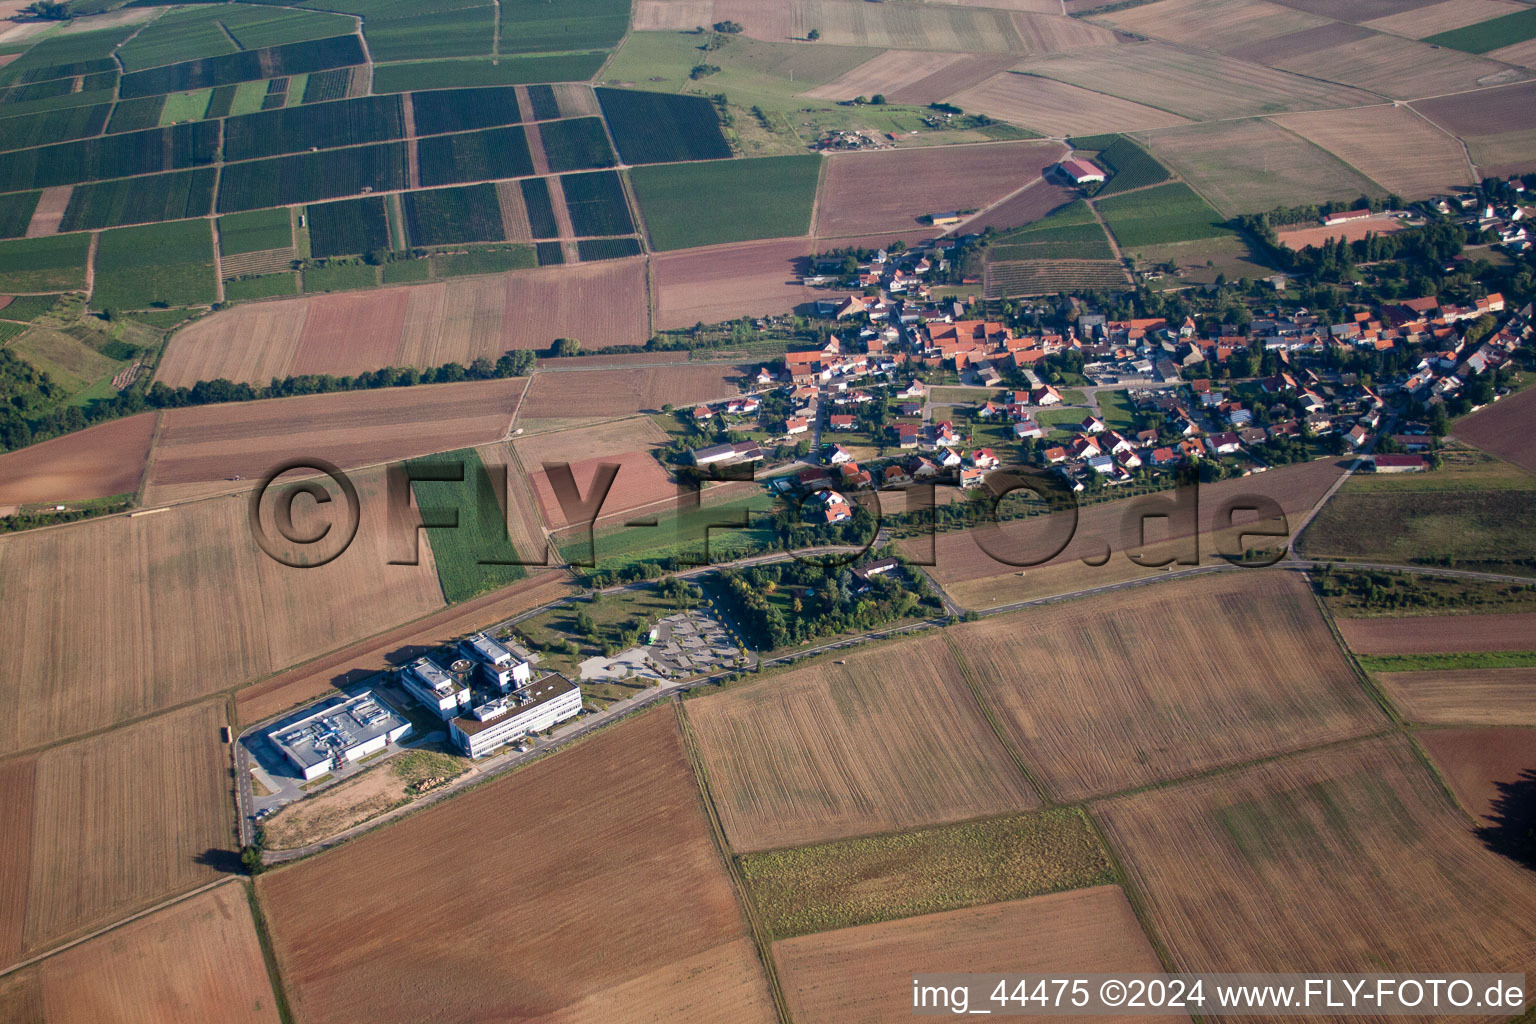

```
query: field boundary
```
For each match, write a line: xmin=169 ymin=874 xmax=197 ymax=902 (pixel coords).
xmin=243 ymin=881 xmax=295 ymax=1024
xmin=940 ymin=630 xmax=1056 ymax=805
xmin=674 ymin=702 xmax=792 ymax=1024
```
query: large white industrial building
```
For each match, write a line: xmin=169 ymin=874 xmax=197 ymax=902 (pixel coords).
xmin=449 ymin=674 xmax=582 ymax=759
xmin=459 ymin=632 xmax=532 ymax=690
xmin=401 ymin=656 xmax=473 ymax=720
xmin=267 ymin=691 xmax=412 ymax=781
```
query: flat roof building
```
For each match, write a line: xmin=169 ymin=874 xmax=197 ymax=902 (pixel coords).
xmin=402 ymin=656 xmax=471 ymax=720
xmin=458 ymin=632 xmax=532 ymax=691
xmin=449 ymin=673 xmax=582 ymax=759
xmin=267 ymin=691 xmax=411 ymax=781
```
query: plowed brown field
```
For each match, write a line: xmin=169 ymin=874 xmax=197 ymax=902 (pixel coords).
xmin=1418 ymin=726 xmax=1536 ymax=825
xmin=519 ymin=364 xmax=744 ymax=419
xmin=949 ymin=72 xmax=1191 ymax=136
xmin=0 ymin=885 xmax=280 ymax=1023
xmin=1096 ymin=736 xmax=1536 ymax=982
xmin=156 ymin=262 xmax=651 ymax=386
xmin=652 ymin=237 xmax=816 ymax=330
xmin=952 ymin=571 xmax=1381 ymax=800
xmin=1092 ymin=0 xmax=1330 ymax=52
xmin=1271 ymin=105 xmax=1475 ymax=198
xmin=1268 ymin=33 xmax=1526 ymax=102
xmin=0 ymin=702 xmax=232 ymax=965
xmin=258 ymin=709 xmax=776 ymax=1024
xmin=774 ymin=887 xmax=1175 ymax=1024
xmin=805 ymin=50 xmax=1017 ymax=104
xmin=686 ymin=634 xmax=1039 ymax=852
xmin=0 ymin=411 xmax=156 ymax=506
xmin=1336 ymin=612 xmax=1536 ymax=654
xmin=1376 ymin=667 xmax=1536 ymax=725
xmin=515 ymin=416 xmax=675 ymax=528
xmin=1454 ymin=386 xmax=1536 ymax=475
xmin=816 ymin=141 xmax=1066 ymax=237
xmin=143 ymin=379 xmax=525 ymax=505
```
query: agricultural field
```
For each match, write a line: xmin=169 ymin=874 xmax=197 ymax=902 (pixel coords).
xmin=216 ymin=141 xmax=410 ymax=212
xmin=1336 ymin=612 xmax=1536 ymax=655
xmin=218 ymin=206 xmax=293 ymax=257
xmin=0 ymin=121 xmax=220 ymax=195
xmin=0 ymin=701 xmax=231 ymax=965
xmin=0 ymin=883 xmax=280 ymax=1022
xmin=631 ymin=155 xmax=821 ymax=251
xmin=142 ymin=378 xmax=523 ymax=505
xmin=514 ymin=415 xmax=676 ymax=530
xmin=519 ymin=176 xmax=559 ymax=238
xmin=1088 ymin=0 xmax=1331 ymax=52
xmin=596 ymin=88 xmax=732 ymax=164
xmin=1374 ymin=668 xmax=1536 ymax=725
xmin=774 ymin=887 xmax=1171 ymax=1024
xmin=815 ymin=141 xmax=1064 ymax=237
xmin=155 ymin=259 xmax=651 ymax=385
xmin=417 ymin=124 xmax=535 ymax=186
xmin=1271 ymin=104 xmax=1475 ymax=198
xmin=951 ymin=71 xmax=1191 ymax=138
xmin=652 ymin=236 xmax=818 ymax=328
xmin=951 ymin=571 xmax=1381 ymax=799
xmin=985 ymin=259 xmax=1127 ymax=297
xmin=959 ymin=179 xmax=1077 ymax=235
xmin=1096 ymin=736 xmax=1536 ymax=978
xmin=58 ymin=167 xmax=217 ymax=232
xmin=559 ymin=170 xmax=634 ymax=236
xmin=363 ymin=4 xmax=494 ymax=62
xmin=535 ymin=117 xmax=616 ymax=173
xmin=985 ymin=199 xmax=1115 ymax=261
xmin=0 ymin=410 xmax=155 ymax=506
xmin=1424 ymin=4 xmax=1536 ymax=53
xmin=1082 ymin=136 xmax=1170 ymax=196
xmin=408 ymin=85 xmax=522 ymax=135
xmin=223 ymin=94 xmax=404 ymax=161
xmin=741 ymin=810 xmax=1110 ymax=938
xmin=92 ymin=218 xmax=217 ymax=310
xmin=519 ymin=364 xmax=743 ymax=419
xmin=118 ymin=35 xmax=365 ymax=99
xmin=0 ymin=190 xmax=38 ymax=238
xmin=115 ymin=5 xmax=356 ymax=73
xmin=1094 ymin=182 xmax=1230 ymax=250
xmin=1268 ymin=32 xmax=1526 ymax=101
xmin=498 ymin=0 xmax=629 ymax=54
xmin=258 ymin=708 xmax=777 ymax=1024
xmin=578 ymin=236 xmax=643 ymax=260
xmin=1136 ymin=119 xmax=1385 ymax=216
xmin=0 ymin=103 xmax=111 ymax=153
xmin=686 ymin=634 xmax=1039 ymax=851
xmin=369 ymin=53 xmax=609 ymax=93
xmin=1016 ymin=41 xmax=1378 ymax=121
xmin=1363 ymin=0 xmax=1528 ymax=39
xmin=261 ymin=748 xmax=471 ymax=850
xmin=1417 ymin=727 xmax=1536 ymax=827
xmin=402 ymin=183 xmax=506 ymax=246
xmin=1455 ymin=385 xmax=1536 ymax=475
xmin=806 ymin=49 xmax=1016 ymax=105
xmin=407 ymin=446 xmax=529 ymax=602
xmin=0 ymin=468 xmax=446 ymax=754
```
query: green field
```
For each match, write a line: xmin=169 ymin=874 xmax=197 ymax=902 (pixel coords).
xmin=1098 ymin=390 xmax=1136 ymax=430
xmin=382 ymin=257 xmax=434 ymax=283
xmin=219 ymin=208 xmax=294 ymax=256
xmin=629 ymin=154 xmax=821 ymax=251
xmin=536 ymin=117 xmax=617 ymax=173
xmin=403 ymin=183 xmax=505 ymax=246
xmin=366 ymin=5 xmax=495 ymax=62
xmin=0 ymin=294 xmax=61 ymax=322
xmin=93 ymin=219 xmax=218 ymax=310
xmin=408 ymin=447 xmax=529 ymax=603
xmin=1357 ymin=651 xmax=1536 ymax=672
xmin=498 ymin=0 xmax=628 ymax=54
xmin=9 ymin=326 xmax=123 ymax=394
xmin=430 ymin=244 xmax=536 ymax=277
xmin=1089 ymin=136 xmax=1171 ymax=197
xmin=1094 ymin=182 xmax=1232 ymax=249
xmin=739 ymin=810 xmax=1113 ymax=938
xmin=307 ymin=196 xmax=390 ymax=257
xmin=1424 ymin=7 xmax=1536 ymax=52
xmin=223 ymin=94 xmax=405 ymax=161
xmin=60 ymin=168 xmax=217 ymax=232
xmin=301 ymin=261 xmax=379 ymax=292
xmin=229 ymin=80 xmax=269 ymax=116
xmin=158 ymin=88 xmax=213 ymax=125
xmin=0 ymin=191 xmax=39 ymax=239
xmin=369 ymin=53 xmax=607 ymax=92
xmin=560 ymin=490 xmax=776 ymax=572
xmin=225 ymin=272 xmax=300 ymax=300
xmin=418 ymin=125 xmax=535 ymax=186
xmin=987 ymin=200 xmax=1115 ymax=261
xmin=558 ymin=171 xmax=632 ymax=236
xmin=0 ymin=232 xmax=92 ymax=293
xmin=409 ymin=86 xmax=523 ymax=135
xmin=217 ymin=141 xmax=410 ymax=212
xmin=596 ymin=89 xmax=731 ymax=165
xmin=0 ymin=103 xmax=111 ymax=152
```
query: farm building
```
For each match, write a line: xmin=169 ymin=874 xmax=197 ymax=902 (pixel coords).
xmin=1055 ymin=159 xmax=1106 ymax=185
xmin=692 ymin=441 xmax=766 ymax=466
xmin=450 ymin=673 xmax=583 ymax=758
xmin=268 ymin=692 xmax=412 ymax=782
xmin=1367 ymin=454 xmax=1429 ymax=473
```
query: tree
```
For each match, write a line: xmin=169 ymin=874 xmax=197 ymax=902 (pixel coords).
xmin=551 ymin=337 xmax=582 ymax=358
xmin=807 ymin=27 xmax=820 ymax=39
xmin=870 ymin=93 xmax=886 ymax=105
xmin=23 ymin=0 xmax=70 ymax=19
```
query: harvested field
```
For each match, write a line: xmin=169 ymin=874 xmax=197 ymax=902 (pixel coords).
xmin=1455 ymin=386 xmax=1536 ymax=475
xmin=1412 ymin=80 xmax=1536 ymax=136
xmin=22 ymin=185 xmax=69 ymax=238
xmin=0 ymin=702 xmax=231 ymax=963
xmin=816 ymin=140 xmax=1065 ymax=237
xmin=515 ymin=417 xmax=675 ymax=529
xmin=1364 ymin=0 xmax=1527 ymax=38
xmin=1488 ymin=36 xmax=1536 ymax=68
xmin=0 ymin=411 xmax=155 ymax=506
xmin=774 ymin=887 xmax=1172 ymax=1024
xmin=948 ymin=72 xmax=1191 ymax=137
xmin=520 ymin=364 xmax=743 ymax=419
xmin=155 ymin=261 xmax=651 ymax=386
xmin=1276 ymin=213 xmax=1408 ymax=249
xmin=1090 ymin=0 xmax=1331 ymax=53
xmin=1417 ymin=727 xmax=1536 ymax=825
xmin=234 ymin=570 xmax=571 ymax=725
xmin=1268 ymin=0 xmax=1451 ymax=22
xmin=953 ymin=571 xmax=1382 ymax=800
xmin=804 ymin=50 xmax=1017 ymax=105
xmin=0 ymin=884 xmax=280 ymax=1023
xmin=959 ymin=179 xmax=1077 ymax=234
xmin=1138 ymin=119 xmax=1385 ymax=217
xmin=1337 ymin=612 xmax=1536 ymax=654
xmin=1017 ymin=41 xmax=1380 ymax=121
xmin=1465 ymin=129 xmax=1536 ymax=179
xmin=1095 ymin=736 xmax=1536 ymax=979
xmin=258 ymin=708 xmax=777 ymax=1024
xmin=142 ymin=378 xmax=523 ymax=505
xmin=1227 ymin=20 xmax=1375 ymax=63
xmin=1269 ymin=105 xmax=1474 ymax=199
xmin=686 ymin=634 xmax=1039 ymax=852
xmin=927 ymin=0 xmax=1060 ymax=10
xmin=917 ymin=457 xmax=1345 ymax=588
xmin=1375 ymin=668 xmax=1536 ymax=725
xmin=0 ymin=469 xmax=445 ymax=754
xmin=652 ymin=236 xmax=816 ymax=330
xmin=1267 ymin=33 xmax=1529 ymax=101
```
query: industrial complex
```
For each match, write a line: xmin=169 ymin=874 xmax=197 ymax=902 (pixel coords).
xmin=267 ymin=692 xmax=413 ymax=782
